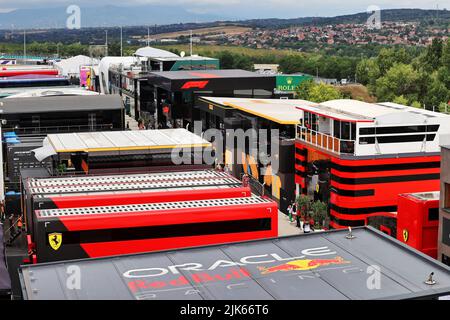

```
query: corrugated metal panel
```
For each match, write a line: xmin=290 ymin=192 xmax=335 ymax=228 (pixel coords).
xmin=19 ymin=227 xmax=450 ymax=300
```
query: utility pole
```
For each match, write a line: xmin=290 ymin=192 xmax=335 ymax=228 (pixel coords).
xmin=120 ymin=26 xmax=123 ymax=57
xmin=23 ymin=29 xmax=26 ymax=60
xmin=190 ymin=30 xmax=193 ymax=56
xmin=105 ymin=30 xmax=108 ymax=56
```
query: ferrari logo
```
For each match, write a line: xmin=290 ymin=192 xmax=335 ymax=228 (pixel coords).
xmin=403 ymin=229 xmax=409 ymax=243
xmin=48 ymin=233 xmax=62 ymax=251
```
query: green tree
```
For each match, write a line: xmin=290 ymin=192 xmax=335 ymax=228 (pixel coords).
xmin=393 ymin=95 xmax=409 ymax=105
xmin=356 ymin=58 xmax=380 ymax=85
xmin=376 ymin=48 xmax=397 ymax=74
xmin=375 ymin=63 xmax=421 ymax=104
xmin=310 ymin=201 xmax=328 ymax=229
xmin=423 ymin=38 xmax=444 ymax=71
xmin=295 ymin=80 xmax=343 ymax=103
xmin=218 ymin=51 xmax=235 ymax=69
xmin=307 ymin=82 xmax=343 ymax=103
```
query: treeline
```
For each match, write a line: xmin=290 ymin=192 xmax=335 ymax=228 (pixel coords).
xmin=0 ymin=41 xmax=137 ymax=58
xmin=356 ymin=38 xmax=450 ymax=110
xmin=168 ymin=47 xmax=360 ymax=80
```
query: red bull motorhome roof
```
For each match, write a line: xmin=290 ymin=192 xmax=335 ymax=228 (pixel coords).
xmin=19 ymin=226 xmax=450 ymax=300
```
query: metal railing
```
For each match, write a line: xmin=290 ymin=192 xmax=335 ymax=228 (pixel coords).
xmin=297 ymin=126 xmax=355 ymax=155
xmin=4 ymin=124 xmax=116 ymax=135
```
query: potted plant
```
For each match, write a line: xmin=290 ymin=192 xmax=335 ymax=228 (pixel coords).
xmin=296 ymin=194 xmax=311 ymax=218
xmin=311 ymin=201 xmax=328 ymax=229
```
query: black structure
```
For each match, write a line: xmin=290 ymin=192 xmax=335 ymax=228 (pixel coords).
xmin=19 ymin=227 xmax=450 ymax=300
xmin=0 ymin=95 xmax=124 ymax=134
xmin=0 ymin=227 xmax=12 ymax=299
xmin=111 ymin=69 xmax=278 ymax=128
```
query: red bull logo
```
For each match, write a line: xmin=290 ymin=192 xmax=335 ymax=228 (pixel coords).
xmin=257 ymin=256 xmax=350 ymax=274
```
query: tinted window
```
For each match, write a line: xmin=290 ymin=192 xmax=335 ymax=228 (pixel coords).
xmin=359 ymin=135 xmax=435 ymax=144
xmin=428 ymin=208 xmax=439 ymax=221
xmin=53 ymin=218 xmax=273 ymax=245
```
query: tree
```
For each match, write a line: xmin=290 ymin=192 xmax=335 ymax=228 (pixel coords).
xmin=393 ymin=95 xmax=409 ymax=105
xmin=423 ymin=38 xmax=444 ymax=71
xmin=295 ymin=80 xmax=343 ymax=103
xmin=411 ymin=101 xmax=422 ymax=109
xmin=296 ymin=194 xmax=311 ymax=217
xmin=307 ymin=82 xmax=343 ymax=103
xmin=424 ymin=78 xmax=450 ymax=110
xmin=356 ymin=58 xmax=380 ymax=85
xmin=376 ymin=48 xmax=397 ymax=74
xmin=310 ymin=201 xmax=328 ymax=229
xmin=218 ymin=51 xmax=235 ymax=69
xmin=375 ymin=63 xmax=421 ymax=104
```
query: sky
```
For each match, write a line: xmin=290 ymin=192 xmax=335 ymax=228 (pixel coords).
xmin=0 ymin=0 xmax=449 ymax=18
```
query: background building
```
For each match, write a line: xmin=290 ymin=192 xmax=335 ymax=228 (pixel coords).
xmin=439 ymin=145 xmax=450 ymax=266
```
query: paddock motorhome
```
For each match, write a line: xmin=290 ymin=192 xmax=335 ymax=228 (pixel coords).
xmin=295 ymin=99 xmax=450 ymax=229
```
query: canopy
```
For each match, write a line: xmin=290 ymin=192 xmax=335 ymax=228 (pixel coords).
xmin=134 ymin=46 xmax=179 ymax=58
xmin=54 ymin=55 xmax=99 ymax=77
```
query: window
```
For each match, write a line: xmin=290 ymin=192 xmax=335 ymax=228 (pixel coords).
xmin=51 ymin=218 xmax=272 ymax=245
xmin=334 ymin=120 xmax=341 ymax=138
xmin=359 ymin=135 xmax=435 ymax=144
xmin=360 ymin=127 xmax=375 ymax=135
xmin=444 ymin=184 xmax=450 ymax=210
xmin=428 ymin=208 xmax=439 ymax=221
xmin=341 ymin=122 xmax=351 ymax=140
xmin=359 ymin=125 xmax=440 ymax=136
xmin=443 ymin=254 xmax=450 ymax=267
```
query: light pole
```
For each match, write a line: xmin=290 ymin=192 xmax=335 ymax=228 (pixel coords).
xmin=105 ymin=30 xmax=108 ymax=56
xmin=120 ymin=26 xmax=123 ymax=57
xmin=23 ymin=29 xmax=26 ymax=60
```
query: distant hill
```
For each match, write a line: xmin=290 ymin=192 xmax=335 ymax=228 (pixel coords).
xmin=0 ymin=7 xmax=448 ymax=35
xmin=0 ymin=5 xmax=228 ymax=29
xmin=238 ymin=9 xmax=450 ymax=28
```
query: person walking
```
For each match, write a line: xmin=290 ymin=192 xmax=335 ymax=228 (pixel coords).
xmin=287 ymin=203 xmax=293 ymax=223
xmin=296 ymin=206 xmax=301 ymax=229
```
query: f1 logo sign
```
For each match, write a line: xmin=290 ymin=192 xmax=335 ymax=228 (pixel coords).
xmin=181 ymin=81 xmax=209 ymax=90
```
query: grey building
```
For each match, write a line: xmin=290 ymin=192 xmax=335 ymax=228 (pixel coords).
xmin=439 ymin=145 xmax=450 ymax=266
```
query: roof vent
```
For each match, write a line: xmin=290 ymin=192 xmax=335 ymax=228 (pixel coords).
xmin=424 ymin=272 xmax=436 ymax=285
xmin=345 ymin=227 xmax=356 ymax=239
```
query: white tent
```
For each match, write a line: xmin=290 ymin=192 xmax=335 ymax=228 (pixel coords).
xmin=134 ymin=46 xmax=179 ymax=58
xmin=98 ymin=56 xmax=138 ymax=94
xmin=54 ymin=55 xmax=99 ymax=77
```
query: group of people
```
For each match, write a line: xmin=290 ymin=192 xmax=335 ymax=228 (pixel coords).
xmin=287 ymin=201 xmax=315 ymax=234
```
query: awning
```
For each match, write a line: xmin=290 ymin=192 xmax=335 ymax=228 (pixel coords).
xmin=32 ymin=138 xmax=56 ymax=162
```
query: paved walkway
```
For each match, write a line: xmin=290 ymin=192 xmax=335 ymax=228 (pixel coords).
xmin=125 ymin=115 xmax=139 ymax=130
xmin=278 ymin=210 xmax=302 ymax=236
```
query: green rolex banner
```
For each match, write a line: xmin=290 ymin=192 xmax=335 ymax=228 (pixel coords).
xmin=276 ymin=75 xmax=312 ymax=92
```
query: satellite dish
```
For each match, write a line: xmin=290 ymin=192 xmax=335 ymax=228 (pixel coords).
xmin=180 ymin=51 xmax=186 ymax=58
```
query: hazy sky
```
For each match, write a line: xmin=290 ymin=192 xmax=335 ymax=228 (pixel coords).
xmin=0 ymin=0 xmax=449 ymax=18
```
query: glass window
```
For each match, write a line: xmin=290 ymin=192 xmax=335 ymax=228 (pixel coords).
xmin=334 ymin=120 xmax=341 ymax=138
xmin=341 ymin=122 xmax=351 ymax=140
xmin=428 ymin=208 xmax=439 ymax=221
xmin=445 ymin=184 xmax=450 ymax=210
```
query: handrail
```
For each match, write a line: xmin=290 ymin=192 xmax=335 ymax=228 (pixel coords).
xmin=296 ymin=125 xmax=355 ymax=155
xmin=3 ymin=124 xmax=116 ymax=135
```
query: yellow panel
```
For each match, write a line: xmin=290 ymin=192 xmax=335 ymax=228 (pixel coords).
xmin=248 ymin=154 xmax=259 ymax=180
xmin=272 ymin=175 xmax=281 ymax=200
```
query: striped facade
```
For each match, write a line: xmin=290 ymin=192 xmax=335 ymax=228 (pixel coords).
xmin=295 ymin=141 xmax=441 ymax=229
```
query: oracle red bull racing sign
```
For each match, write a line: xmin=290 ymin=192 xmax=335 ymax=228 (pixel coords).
xmin=123 ymin=246 xmax=352 ymax=299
